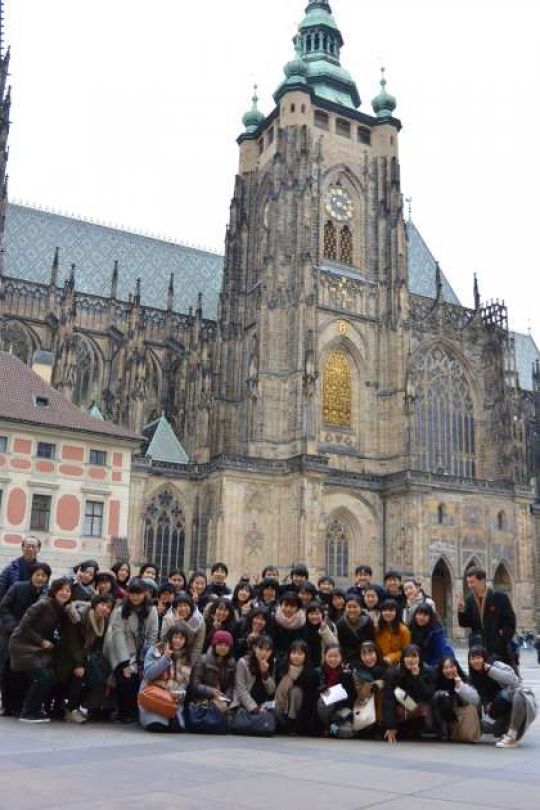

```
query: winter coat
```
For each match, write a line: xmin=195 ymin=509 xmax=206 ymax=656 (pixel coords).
xmin=70 ymin=582 xmax=94 ymax=603
xmin=232 ymin=655 xmax=276 ymax=711
xmin=103 ymin=602 xmax=158 ymax=672
xmin=346 ymin=583 xmax=386 ymax=605
xmin=190 ymin=648 xmax=237 ymax=702
xmin=302 ymin=621 xmax=339 ymax=665
xmin=470 ymin=660 xmax=536 ymax=739
xmin=411 ymin=623 xmax=454 ymax=667
xmin=382 ymin=664 xmax=436 ymax=729
xmin=375 ymin=623 xmax=411 ymax=666
xmin=0 ymin=582 xmax=44 ymax=637
xmin=56 ymin=601 xmax=108 ymax=683
xmin=9 ymin=596 xmax=65 ymax=672
xmin=458 ymin=589 xmax=516 ymax=663
xmin=139 ymin=642 xmax=192 ymax=729
xmin=402 ymin=593 xmax=436 ymax=626
xmin=336 ymin=614 xmax=374 ymax=664
xmin=160 ymin=607 xmax=206 ymax=663
xmin=0 ymin=556 xmax=38 ymax=600
xmin=273 ymin=608 xmax=306 ymax=660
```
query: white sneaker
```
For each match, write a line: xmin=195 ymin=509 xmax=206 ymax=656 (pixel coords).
xmin=64 ymin=709 xmax=87 ymax=724
xmin=495 ymin=732 xmax=518 ymax=748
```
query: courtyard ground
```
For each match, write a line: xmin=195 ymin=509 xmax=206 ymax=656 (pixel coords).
xmin=0 ymin=650 xmax=538 ymax=810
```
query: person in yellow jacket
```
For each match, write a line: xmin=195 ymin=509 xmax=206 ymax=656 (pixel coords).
xmin=374 ymin=600 xmax=411 ymax=667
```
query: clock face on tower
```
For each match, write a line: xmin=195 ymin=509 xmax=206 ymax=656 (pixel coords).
xmin=324 ymin=186 xmax=354 ymax=222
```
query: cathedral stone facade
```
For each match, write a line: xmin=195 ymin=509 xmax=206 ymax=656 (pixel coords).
xmin=1 ymin=1 xmax=539 ymax=629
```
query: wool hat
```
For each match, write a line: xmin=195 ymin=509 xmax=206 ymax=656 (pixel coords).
xmin=212 ymin=630 xmax=233 ymax=647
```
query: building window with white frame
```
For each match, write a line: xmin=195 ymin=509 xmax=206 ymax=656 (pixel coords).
xmin=84 ymin=501 xmax=104 ymax=537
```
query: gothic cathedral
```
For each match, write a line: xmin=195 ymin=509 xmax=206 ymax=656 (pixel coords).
xmin=1 ymin=1 xmax=539 ymax=630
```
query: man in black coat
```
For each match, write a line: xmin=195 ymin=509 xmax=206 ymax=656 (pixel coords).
xmin=457 ymin=566 xmax=517 ymax=666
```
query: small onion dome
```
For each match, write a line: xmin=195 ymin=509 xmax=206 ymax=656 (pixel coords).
xmin=372 ymin=68 xmax=397 ymax=119
xmin=284 ymin=35 xmax=308 ymax=82
xmin=242 ymin=85 xmax=265 ymax=133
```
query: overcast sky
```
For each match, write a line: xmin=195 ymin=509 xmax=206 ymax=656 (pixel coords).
xmin=4 ymin=0 xmax=539 ymax=336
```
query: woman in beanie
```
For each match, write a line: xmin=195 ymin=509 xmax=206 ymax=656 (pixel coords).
xmin=56 ymin=593 xmax=115 ymax=723
xmin=160 ymin=592 xmax=205 ymax=663
xmin=190 ymin=629 xmax=237 ymax=711
xmin=103 ymin=578 xmax=158 ymax=723
xmin=139 ymin=622 xmax=193 ymax=732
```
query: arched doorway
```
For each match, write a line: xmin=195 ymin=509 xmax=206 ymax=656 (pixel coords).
xmin=493 ymin=561 xmax=512 ymax=599
xmin=432 ymin=558 xmax=452 ymax=634
xmin=143 ymin=489 xmax=186 ymax=574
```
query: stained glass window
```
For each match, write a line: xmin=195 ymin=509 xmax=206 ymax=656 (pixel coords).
xmin=324 ymin=221 xmax=337 ymax=261
xmin=340 ymin=225 xmax=353 ymax=265
xmin=326 ymin=519 xmax=349 ymax=578
xmin=323 ymin=350 xmax=352 ymax=427
xmin=143 ymin=490 xmax=186 ymax=573
xmin=411 ymin=346 xmax=476 ymax=477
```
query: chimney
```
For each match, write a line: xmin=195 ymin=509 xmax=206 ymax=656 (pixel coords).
xmin=31 ymin=350 xmax=55 ymax=385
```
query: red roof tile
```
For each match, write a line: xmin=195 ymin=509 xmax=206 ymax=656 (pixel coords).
xmin=0 ymin=352 xmax=142 ymax=443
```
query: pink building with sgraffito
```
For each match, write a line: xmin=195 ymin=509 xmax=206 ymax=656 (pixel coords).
xmin=0 ymin=352 xmax=142 ymax=574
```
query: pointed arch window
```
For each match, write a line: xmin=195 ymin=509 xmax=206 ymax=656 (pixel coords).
xmin=143 ymin=490 xmax=186 ymax=573
xmin=325 ymin=518 xmax=349 ymax=578
xmin=340 ymin=225 xmax=353 ymax=264
xmin=324 ymin=221 xmax=337 ymax=261
xmin=323 ymin=350 xmax=352 ymax=428
xmin=73 ymin=337 xmax=101 ymax=407
xmin=0 ymin=322 xmax=33 ymax=364
xmin=410 ymin=345 xmax=476 ymax=477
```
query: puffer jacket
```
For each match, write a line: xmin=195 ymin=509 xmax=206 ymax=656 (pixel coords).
xmin=103 ymin=602 xmax=158 ymax=671
xmin=190 ymin=648 xmax=236 ymax=702
xmin=9 ymin=596 xmax=65 ymax=672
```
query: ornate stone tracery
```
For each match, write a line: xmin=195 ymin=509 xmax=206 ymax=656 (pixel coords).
xmin=410 ymin=345 xmax=476 ymax=477
xmin=325 ymin=518 xmax=349 ymax=578
xmin=143 ymin=489 xmax=186 ymax=572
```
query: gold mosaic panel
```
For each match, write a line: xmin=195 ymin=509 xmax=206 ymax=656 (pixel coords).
xmin=323 ymin=350 xmax=352 ymax=427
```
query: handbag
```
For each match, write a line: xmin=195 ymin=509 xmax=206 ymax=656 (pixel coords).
xmin=352 ymin=695 xmax=376 ymax=732
xmin=138 ymin=685 xmax=177 ymax=720
xmin=186 ymin=701 xmax=229 ymax=734
xmin=231 ymin=707 xmax=276 ymax=737
xmin=450 ymin=704 xmax=481 ymax=743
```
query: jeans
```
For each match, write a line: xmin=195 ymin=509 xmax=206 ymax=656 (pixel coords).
xmin=21 ymin=667 xmax=55 ymax=717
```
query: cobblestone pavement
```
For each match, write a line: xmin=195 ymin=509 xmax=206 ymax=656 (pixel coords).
xmin=0 ymin=650 xmax=538 ymax=810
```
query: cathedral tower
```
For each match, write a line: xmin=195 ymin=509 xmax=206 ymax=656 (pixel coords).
xmin=213 ymin=0 xmax=408 ymax=467
xmin=0 ymin=0 xmax=10 ymax=264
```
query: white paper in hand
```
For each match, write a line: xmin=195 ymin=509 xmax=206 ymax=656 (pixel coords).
xmin=321 ymin=684 xmax=348 ymax=706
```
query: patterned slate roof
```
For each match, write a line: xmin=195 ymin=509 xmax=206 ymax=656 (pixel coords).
xmin=406 ymin=220 xmax=461 ymax=304
xmin=142 ymin=414 xmax=189 ymax=464
xmin=3 ymin=203 xmax=223 ymax=318
xmin=3 ymin=203 xmax=537 ymax=390
xmin=510 ymin=331 xmax=539 ymax=392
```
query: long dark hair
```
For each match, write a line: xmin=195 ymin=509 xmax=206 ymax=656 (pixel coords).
xmin=120 ymin=579 xmax=152 ymax=619
xmin=205 ymin=598 xmax=235 ymax=632
xmin=398 ymin=644 xmax=424 ymax=676
xmin=435 ymin=655 xmax=467 ymax=691
xmin=379 ymin=599 xmax=401 ymax=633
xmin=248 ymin=634 xmax=274 ymax=678
xmin=232 ymin=581 xmax=254 ymax=609
xmin=111 ymin=560 xmax=131 ymax=585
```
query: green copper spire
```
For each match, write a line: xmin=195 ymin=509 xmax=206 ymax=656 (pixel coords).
xmin=275 ymin=0 xmax=360 ymax=109
xmin=242 ymin=85 xmax=265 ymax=133
xmin=371 ymin=68 xmax=397 ymax=119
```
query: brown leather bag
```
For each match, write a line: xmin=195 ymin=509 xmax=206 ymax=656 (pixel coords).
xmin=137 ymin=686 xmax=177 ymax=720
xmin=450 ymin=703 xmax=481 ymax=743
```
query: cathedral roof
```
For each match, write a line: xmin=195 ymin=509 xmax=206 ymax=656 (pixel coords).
xmin=3 ymin=203 xmax=223 ymax=317
xmin=406 ymin=220 xmax=460 ymax=304
xmin=3 ymin=203 xmax=538 ymax=391
xmin=142 ymin=414 xmax=189 ymax=465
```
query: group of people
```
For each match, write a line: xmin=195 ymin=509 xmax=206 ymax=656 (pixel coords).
xmin=0 ymin=536 xmax=536 ymax=749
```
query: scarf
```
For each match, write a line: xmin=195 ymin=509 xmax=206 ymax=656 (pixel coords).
xmin=275 ymin=664 xmax=303 ymax=710
xmin=275 ymin=606 xmax=306 ymax=631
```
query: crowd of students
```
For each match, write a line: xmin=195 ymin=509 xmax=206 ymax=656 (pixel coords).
xmin=0 ymin=536 xmax=536 ymax=748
